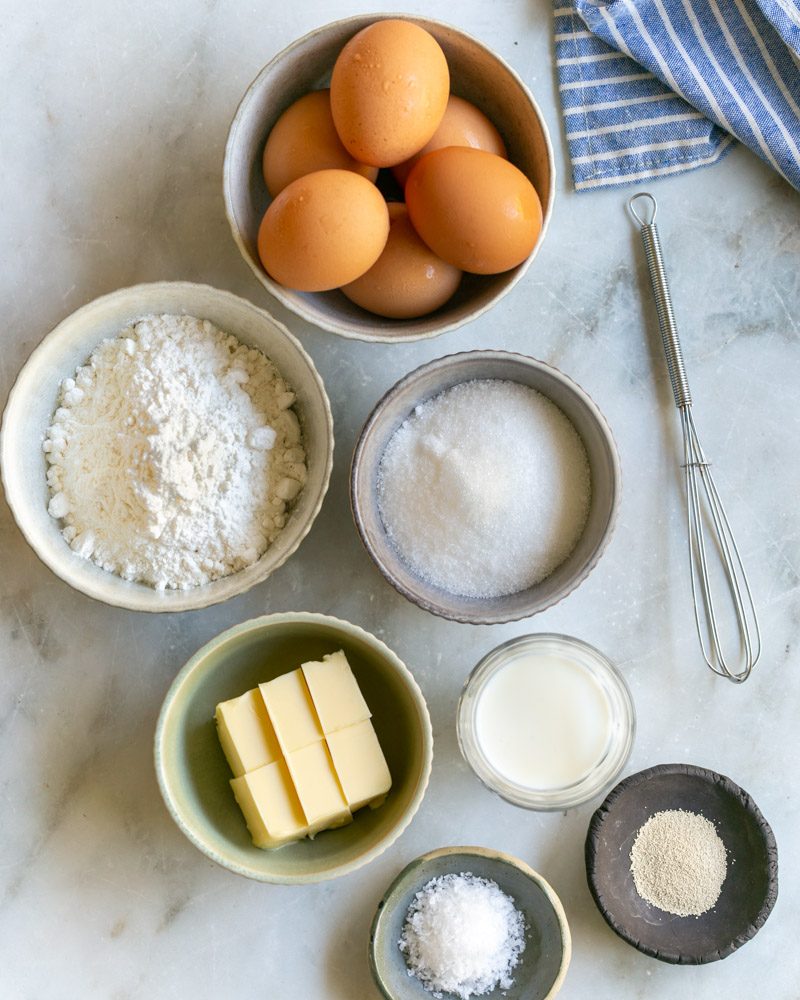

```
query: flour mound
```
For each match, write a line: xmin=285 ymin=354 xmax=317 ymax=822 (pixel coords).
xmin=44 ymin=314 xmax=307 ymax=590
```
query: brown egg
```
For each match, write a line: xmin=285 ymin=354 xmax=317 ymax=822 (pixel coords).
xmin=405 ymin=147 xmax=542 ymax=275
xmin=257 ymin=169 xmax=390 ymax=291
xmin=392 ymin=95 xmax=507 ymax=187
xmin=341 ymin=203 xmax=462 ymax=319
xmin=330 ymin=19 xmax=450 ymax=168
xmin=262 ymin=90 xmax=378 ymax=197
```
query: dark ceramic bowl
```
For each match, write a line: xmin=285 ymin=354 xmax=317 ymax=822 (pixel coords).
xmin=370 ymin=846 xmax=571 ymax=999
xmin=585 ymin=763 xmax=778 ymax=964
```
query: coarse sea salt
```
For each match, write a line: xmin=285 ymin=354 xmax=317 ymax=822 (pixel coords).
xmin=378 ymin=379 xmax=591 ymax=599
xmin=399 ymin=872 xmax=526 ymax=1000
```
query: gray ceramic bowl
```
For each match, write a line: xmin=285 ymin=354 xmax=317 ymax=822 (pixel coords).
xmin=370 ymin=846 xmax=571 ymax=1000
xmin=154 ymin=612 xmax=433 ymax=883
xmin=350 ymin=351 xmax=620 ymax=624
xmin=223 ymin=13 xmax=554 ymax=342
xmin=0 ymin=282 xmax=333 ymax=612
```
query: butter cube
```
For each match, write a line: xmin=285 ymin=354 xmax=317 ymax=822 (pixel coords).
xmin=301 ymin=650 xmax=371 ymax=734
xmin=326 ymin=720 xmax=392 ymax=812
xmin=230 ymin=759 xmax=308 ymax=849
xmin=215 ymin=687 xmax=280 ymax=778
xmin=285 ymin=740 xmax=352 ymax=835
xmin=260 ymin=669 xmax=323 ymax=754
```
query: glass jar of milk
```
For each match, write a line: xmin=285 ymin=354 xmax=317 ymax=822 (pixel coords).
xmin=457 ymin=634 xmax=635 ymax=811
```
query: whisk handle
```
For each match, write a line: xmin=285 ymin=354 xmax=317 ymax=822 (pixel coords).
xmin=629 ymin=193 xmax=692 ymax=409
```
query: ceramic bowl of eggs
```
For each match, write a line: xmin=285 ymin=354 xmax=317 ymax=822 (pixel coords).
xmin=224 ymin=14 xmax=554 ymax=342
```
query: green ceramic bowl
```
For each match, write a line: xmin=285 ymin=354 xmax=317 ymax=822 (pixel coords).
xmin=154 ymin=613 xmax=433 ymax=883
xmin=370 ymin=846 xmax=571 ymax=1000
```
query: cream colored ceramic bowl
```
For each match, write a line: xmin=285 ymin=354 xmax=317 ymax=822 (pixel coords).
xmin=0 ymin=282 xmax=333 ymax=612
xmin=223 ymin=13 xmax=555 ymax=342
xmin=154 ymin=613 xmax=433 ymax=883
xmin=351 ymin=351 xmax=620 ymax=624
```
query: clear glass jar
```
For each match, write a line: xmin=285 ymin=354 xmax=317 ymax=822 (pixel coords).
xmin=457 ymin=633 xmax=635 ymax=811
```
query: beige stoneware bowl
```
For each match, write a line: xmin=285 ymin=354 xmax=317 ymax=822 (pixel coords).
xmin=351 ymin=351 xmax=620 ymax=624
xmin=223 ymin=13 xmax=555 ymax=342
xmin=154 ymin=612 xmax=433 ymax=883
xmin=0 ymin=282 xmax=333 ymax=612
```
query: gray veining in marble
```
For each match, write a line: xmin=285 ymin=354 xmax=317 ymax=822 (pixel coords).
xmin=1 ymin=1 xmax=799 ymax=997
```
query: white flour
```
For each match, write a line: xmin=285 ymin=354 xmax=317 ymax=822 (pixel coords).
xmin=44 ymin=314 xmax=307 ymax=590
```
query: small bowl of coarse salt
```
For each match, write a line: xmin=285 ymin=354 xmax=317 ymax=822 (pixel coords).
xmin=350 ymin=350 xmax=620 ymax=624
xmin=1 ymin=282 xmax=333 ymax=612
xmin=370 ymin=845 xmax=571 ymax=1000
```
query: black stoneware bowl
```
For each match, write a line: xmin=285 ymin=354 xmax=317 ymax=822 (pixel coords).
xmin=585 ymin=763 xmax=778 ymax=964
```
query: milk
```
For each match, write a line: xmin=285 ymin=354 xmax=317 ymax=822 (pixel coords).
xmin=474 ymin=652 xmax=612 ymax=790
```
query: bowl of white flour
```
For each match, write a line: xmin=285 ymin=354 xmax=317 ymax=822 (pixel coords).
xmin=1 ymin=282 xmax=333 ymax=611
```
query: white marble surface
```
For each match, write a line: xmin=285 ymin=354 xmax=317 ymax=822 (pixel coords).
xmin=1 ymin=1 xmax=799 ymax=997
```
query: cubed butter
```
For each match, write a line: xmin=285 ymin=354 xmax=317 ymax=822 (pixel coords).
xmin=301 ymin=650 xmax=371 ymax=734
xmin=215 ymin=687 xmax=280 ymax=778
xmin=230 ymin=759 xmax=308 ymax=849
xmin=285 ymin=740 xmax=352 ymax=835
xmin=326 ymin=719 xmax=392 ymax=812
xmin=260 ymin=669 xmax=323 ymax=754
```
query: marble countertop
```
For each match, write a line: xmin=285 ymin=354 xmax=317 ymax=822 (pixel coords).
xmin=2 ymin=2 xmax=798 ymax=997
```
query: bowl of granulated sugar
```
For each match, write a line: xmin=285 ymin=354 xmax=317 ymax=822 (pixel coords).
xmin=350 ymin=350 xmax=619 ymax=624
xmin=1 ymin=282 xmax=333 ymax=612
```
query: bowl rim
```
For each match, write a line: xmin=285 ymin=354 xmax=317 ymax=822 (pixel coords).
xmin=153 ymin=611 xmax=434 ymax=884
xmin=456 ymin=633 xmax=636 ymax=811
xmin=584 ymin=762 xmax=780 ymax=964
xmin=0 ymin=280 xmax=334 ymax=613
xmin=349 ymin=349 xmax=621 ymax=624
xmin=222 ymin=12 xmax=556 ymax=343
xmin=369 ymin=844 xmax=572 ymax=1000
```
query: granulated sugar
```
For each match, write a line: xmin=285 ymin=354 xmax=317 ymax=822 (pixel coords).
xmin=399 ymin=872 xmax=526 ymax=999
xmin=378 ymin=379 xmax=591 ymax=598
xmin=629 ymin=809 xmax=728 ymax=917
xmin=44 ymin=314 xmax=306 ymax=590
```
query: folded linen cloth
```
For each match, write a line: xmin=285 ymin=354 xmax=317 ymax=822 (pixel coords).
xmin=554 ymin=0 xmax=800 ymax=192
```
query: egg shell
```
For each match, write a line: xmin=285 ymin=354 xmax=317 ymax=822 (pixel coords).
xmin=330 ymin=19 xmax=450 ymax=168
xmin=262 ymin=90 xmax=378 ymax=197
xmin=392 ymin=95 xmax=507 ymax=187
xmin=341 ymin=203 xmax=462 ymax=319
xmin=257 ymin=169 xmax=390 ymax=292
xmin=405 ymin=147 xmax=543 ymax=275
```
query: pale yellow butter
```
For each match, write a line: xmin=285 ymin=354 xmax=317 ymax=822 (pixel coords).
xmin=326 ymin=719 xmax=392 ymax=812
xmin=229 ymin=759 xmax=308 ymax=849
xmin=285 ymin=740 xmax=352 ymax=834
xmin=301 ymin=650 xmax=371 ymax=734
xmin=260 ymin=669 xmax=323 ymax=754
xmin=215 ymin=687 xmax=281 ymax=778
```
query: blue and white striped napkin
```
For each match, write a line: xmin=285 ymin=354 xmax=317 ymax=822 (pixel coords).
xmin=554 ymin=0 xmax=800 ymax=192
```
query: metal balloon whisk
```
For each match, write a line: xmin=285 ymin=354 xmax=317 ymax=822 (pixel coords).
xmin=629 ymin=192 xmax=761 ymax=683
